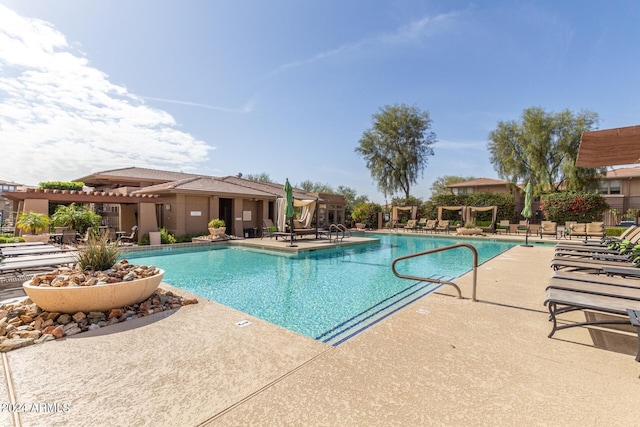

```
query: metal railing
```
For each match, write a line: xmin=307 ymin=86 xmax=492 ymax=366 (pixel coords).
xmin=391 ymin=243 xmax=479 ymax=301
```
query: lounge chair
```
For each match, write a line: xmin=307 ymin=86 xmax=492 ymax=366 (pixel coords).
xmin=0 ymin=252 xmax=78 ymax=274
xmin=495 ymin=220 xmax=510 ymax=234
xmin=261 ymin=219 xmax=278 ymax=239
xmin=404 ymin=219 xmax=418 ymax=232
xmin=415 ymin=218 xmax=427 ymax=232
xmin=544 ymin=287 xmax=640 ymax=352
xmin=435 ymin=220 xmax=450 ymax=233
xmin=554 ymin=227 xmax=640 ymax=252
xmin=0 ymin=244 xmax=65 ymax=258
xmin=538 ymin=221 xmax=558 ymax=239
xmin=514 ymin=220 xmax=530 ymax=235
xmin=423 ymin=219 xmax=437 ymax=233
xmin=550 ymin=256 xmax=634 ymax=273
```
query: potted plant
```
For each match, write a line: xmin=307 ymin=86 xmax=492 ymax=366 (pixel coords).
xmin=22 ymin=235 xmax=165 ymax=313
xmin=16 ymin=211 xmax=51 ymax=243
xmin=456 ymin=222 xmax=483 ymax=236
xmin=208 ymin=219 xmax=226 ymax=237
xmin=51 ymin=203 xmax=102 ymax=235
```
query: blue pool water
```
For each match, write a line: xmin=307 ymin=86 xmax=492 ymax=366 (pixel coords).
xmin=126 ymin=234 xmax=515 ymax=344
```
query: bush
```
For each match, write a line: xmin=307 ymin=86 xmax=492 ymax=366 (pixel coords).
xmin=76 ymin=236 xmax=120 ymax=271
xmin=352 ymin=203 xmax=382 ymax=229
xmin=51 ymin=203 xmax=102 ymax=234
xmin=540 ymin=192 xmax=608 ymax=224
xmin=0 ymin=236 xmax=23 ymax=244
xmin=39 ymin=181 xmax=84 ymax=191
xmin=160 ymin=228 xmax=176 ymax=244
xmin=428 ymin=193 xmax=515 ymax=222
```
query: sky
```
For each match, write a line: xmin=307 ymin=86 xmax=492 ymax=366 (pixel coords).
xmin=1 ymin=1 xmax=639 ymax=203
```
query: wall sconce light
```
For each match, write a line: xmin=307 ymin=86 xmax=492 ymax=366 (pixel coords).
xmin=165 ymin=204 xmax=171 ymax=211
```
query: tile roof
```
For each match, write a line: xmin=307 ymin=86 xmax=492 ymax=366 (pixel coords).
xmin=75 ymin=167 xmax=199 ymax=183
xmin=132 ymin=176 xmax=276 ymax=198
xmin=446 ymin=178 xmax=510 ymax=188
xmin=604 ymin=166 xmax=640 ymax=179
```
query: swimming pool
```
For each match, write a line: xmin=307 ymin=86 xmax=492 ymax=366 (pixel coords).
xmin=126 ymin=234 xmax=516 ymax=344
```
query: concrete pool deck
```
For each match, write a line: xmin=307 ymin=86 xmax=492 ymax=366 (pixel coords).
xmin=2 ymin=233 xmax=640 ymax=425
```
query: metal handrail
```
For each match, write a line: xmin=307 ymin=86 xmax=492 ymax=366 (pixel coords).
xmin=391 ymin=243 xmax=479 ymax=301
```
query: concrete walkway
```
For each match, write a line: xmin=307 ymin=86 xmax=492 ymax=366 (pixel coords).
xmin=2 ymin=238 xmax=640 ymax=426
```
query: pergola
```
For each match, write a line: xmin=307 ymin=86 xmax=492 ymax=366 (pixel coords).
xmin=577 ymin=125 xmax=640 ymax=167
xmin=3 ymin=188 xmax=164 ymax=242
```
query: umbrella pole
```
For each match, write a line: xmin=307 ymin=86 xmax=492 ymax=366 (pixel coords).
xmin=522 ymin=218 xmax=532 ymax=247
xmin=288 ymin=216 xmax=297 ymax=247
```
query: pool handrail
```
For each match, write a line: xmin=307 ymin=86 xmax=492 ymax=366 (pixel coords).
xmin=391 ymin=242 xmax=479 ymax=301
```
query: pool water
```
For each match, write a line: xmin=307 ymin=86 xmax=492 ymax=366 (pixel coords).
xmin=126 ymin=234 xmax=515 ymax=344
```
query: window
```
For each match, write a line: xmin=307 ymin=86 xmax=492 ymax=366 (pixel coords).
xmin=598 ymin=180 xmax=621 ymax=195
xmin=452 ymin=187 xmax=473 ymax=195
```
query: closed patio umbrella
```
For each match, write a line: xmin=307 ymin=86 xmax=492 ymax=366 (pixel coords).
xmin=284 ymin=178 xmax=296 ymax=247
xmin=521 ymin=181 xmax=533 ymax=247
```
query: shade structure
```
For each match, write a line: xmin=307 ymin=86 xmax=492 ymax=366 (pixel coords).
xmin=576 ymin=125 xmax=640 ymax=167
xmin=521 ymin=181 xmax=532 ymax=219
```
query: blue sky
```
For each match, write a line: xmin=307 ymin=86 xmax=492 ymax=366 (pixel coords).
xmin=1 ymin=1 xmax=639 ymax=203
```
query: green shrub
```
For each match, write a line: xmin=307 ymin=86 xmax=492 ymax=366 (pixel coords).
xmin=139 ymin=234 xmax=150 ymax=245
xmin=540 ymin=192 xmax=608 ymax=224
xmin=76 ymin=236 xmax=120 ymax=271
xmin=39 ymin=181 xmax=84 ymax=191
xmin=352 ymin=202 xmax=382 ymax=229
xmin=0 ymin=236 xmax=23 ymax=244
xmin=51 ymin=203 xmax=102 ymax=234
xmin=160 ymin=228 xmax=176 ymax=244
xmin=207 ymin=219 xmax=225 ymax=228
xmin=605 ymin=227 xmax=626 ymax=237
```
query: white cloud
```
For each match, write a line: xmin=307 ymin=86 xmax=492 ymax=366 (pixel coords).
xmin=0 ymin=5 xmax=214 ymax=185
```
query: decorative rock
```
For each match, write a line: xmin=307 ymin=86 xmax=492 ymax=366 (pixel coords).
xmin=57 ymin=314 xmax=72 ymax=325
xmin=62 ymin=322 xmax=78 ymax=332
xmin=64 ymin=326 xmax=81 ymax=336
xmin=34 ymin=334 xmax=54 ymax=344
xmin=107 ymin=308 xmax=124 ymax=319
xmin=51 ymin=325 xmax=64 ymax=339
xmin=0 ymin=338 xmax=35 ymax=352
xmin=0 ymin=289 xmax=198 ymax=352
xmin=15 ymin=330 xmax=41 ymax=340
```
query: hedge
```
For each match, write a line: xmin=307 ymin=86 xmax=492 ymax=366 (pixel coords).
xmin=540 ymin=192 xmax=608 ymax=224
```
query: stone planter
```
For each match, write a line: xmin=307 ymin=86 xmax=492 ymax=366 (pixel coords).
xmin=22 ymin=234 xmax=51 ymax=243
xmin=209 ymin=227 xmax=226 ymax=237
xmin=23 ymin=270 xmax=164 ymax=314
xmin=456 ymin=227 xmax=483 ymax=236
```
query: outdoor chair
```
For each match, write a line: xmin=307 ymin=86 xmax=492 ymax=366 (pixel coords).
xmin=516 ymin=220 xmax=529 ymax=235
xmin=416 ymin=218 xmax=427 ymax=232
xmin=566 ymin=223 xmax=587 ymax=240
xmin=119 ymin=226 xmax=138 ymax=245
xmin=587 ymin=222 xmax=605 ymax=239
xmin=423 ymin=219 xmax=437 ymax=233
xmin=495 ymin=220 xmax=510 ymax=234
xmin=262 ymin=219 xmax=278 ymax=239
xmin=404 ymin=219 xmax=418 ymax=232
xmin=538 ymin=221 xmax=558 ymax=239
xmin=435 ymin=220 xmax=450 ymax=233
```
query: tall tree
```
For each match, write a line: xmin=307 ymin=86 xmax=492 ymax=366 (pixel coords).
xmin=487 ymin=107 xmax=605 ymax=195
xmin=336 ymin=185 xmax=368 ymax=213
xmin=244 ymin=173 xmax=274 ymax=183
xmin=430 ymin=175 xmax=476 ymax=197
xmin=355 ymin=104 xmax=436 ymax=199
xmin=297 ymin=180 xmax=334 ymax=194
